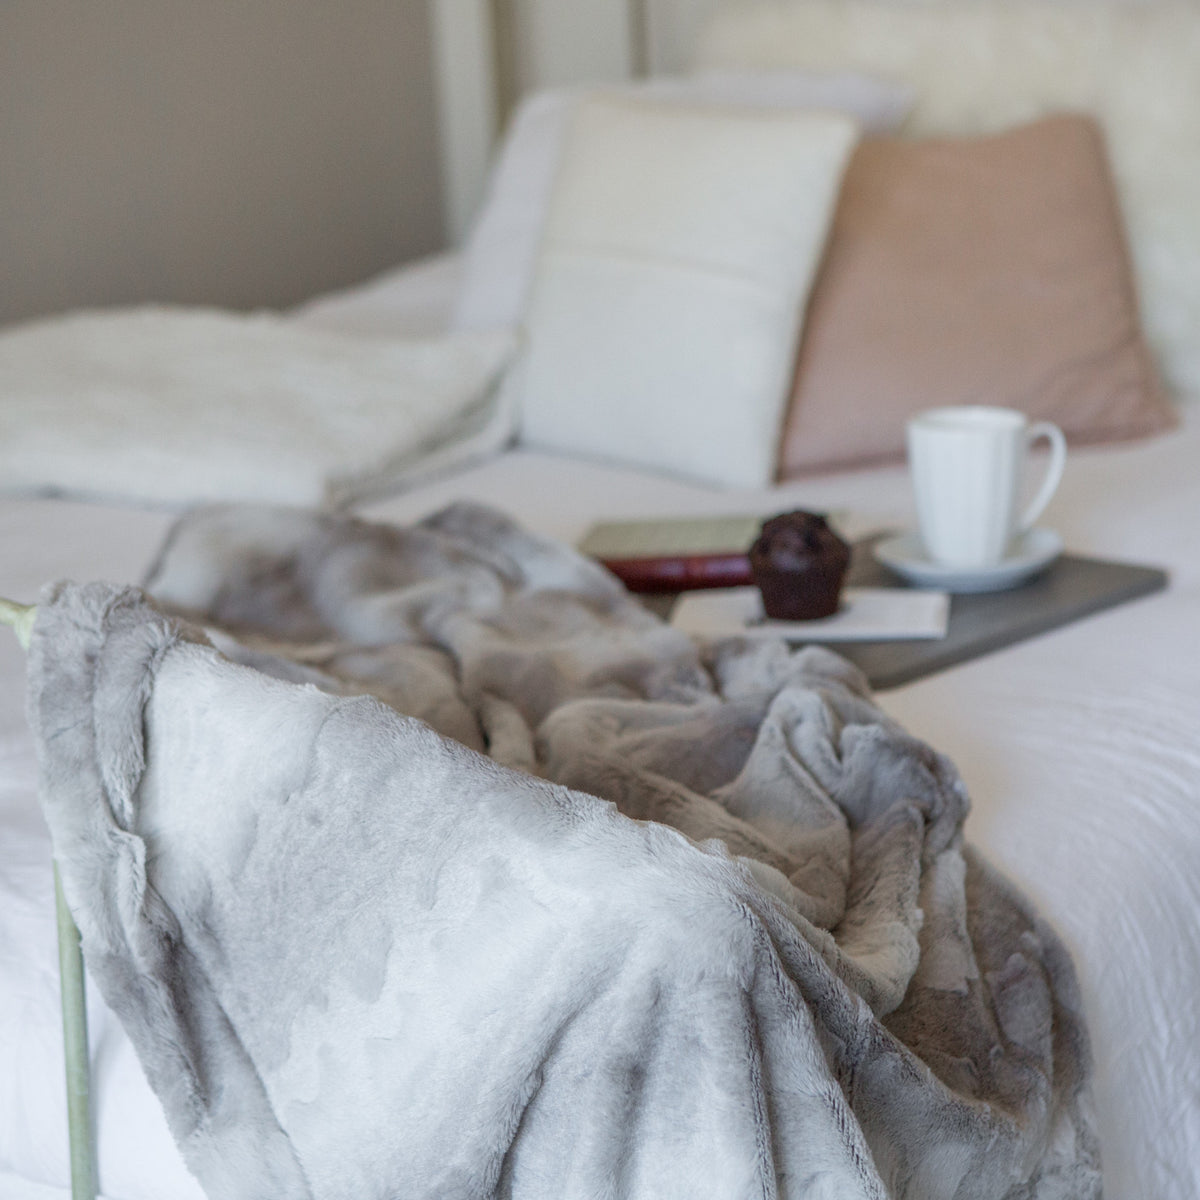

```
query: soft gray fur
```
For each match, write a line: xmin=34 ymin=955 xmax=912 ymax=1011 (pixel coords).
xmin=28 ymin=503 xmax=1101 ymax=1199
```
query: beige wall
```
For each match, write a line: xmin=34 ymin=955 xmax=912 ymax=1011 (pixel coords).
xmin=0 ymin=1 xmax=445 ymax=326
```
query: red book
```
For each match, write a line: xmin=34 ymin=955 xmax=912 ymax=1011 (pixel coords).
xmin=598 ymin=552 xmax=753 ymax=593
xmin=576 ymin=515 xmax=765 ymax=595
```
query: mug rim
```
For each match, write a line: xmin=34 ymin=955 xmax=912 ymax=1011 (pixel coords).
xmin=908 ymin=405 xmax=1026 ymax=433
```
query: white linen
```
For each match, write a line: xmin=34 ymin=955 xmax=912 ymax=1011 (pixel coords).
xmin=451 ymin=71 xmax=911 ymax=334
xmin=513 ymin=98 xmax=859 ymax=488
xmin=0 ymin=308 xmax=514 ymax=509
xmin=2 ymin=406 xmax=1198 ymax=1200
xmin=670 ymin=585 xmax=952 ymax=641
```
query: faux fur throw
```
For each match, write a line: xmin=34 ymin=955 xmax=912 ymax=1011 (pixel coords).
xmin=0 ymin=308 xmax=515 ymax=508
xmin=28 ymin=504 xmax=1101 ymax=1199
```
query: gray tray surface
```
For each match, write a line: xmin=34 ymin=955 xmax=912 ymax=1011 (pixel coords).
xmin=645 ymin=541 xmax=1168 ymax=691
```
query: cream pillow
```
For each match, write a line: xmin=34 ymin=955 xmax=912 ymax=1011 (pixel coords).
xmin=452 ymin=72 xmax=908 ymax=334
xmin=513 ymin=98 xmax=859 ymax=489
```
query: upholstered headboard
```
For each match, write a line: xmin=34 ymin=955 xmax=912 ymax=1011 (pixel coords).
xmin=695 ymin=1 xmax=1200 ymax=398
xmin=433 ymin=0 xmax=1199 ymax=398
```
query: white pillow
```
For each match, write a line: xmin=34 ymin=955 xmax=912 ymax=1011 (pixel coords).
xmin=451 ymin=70 xmax=911 ymax=333
xmin=0 ymin=307 xmax=515 ymax=509
xmin=513 ymin=98 xmax=859 ymax=489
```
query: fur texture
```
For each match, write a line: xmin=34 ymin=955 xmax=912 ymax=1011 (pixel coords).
xmin=28 ymin=505 xmax=1101 ymax=1198
xmin=0 ymin=309 xmax=515 ymax=508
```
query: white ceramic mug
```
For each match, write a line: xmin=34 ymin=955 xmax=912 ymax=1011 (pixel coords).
xmin=906 ymin=406 xmax=1067 ymax=569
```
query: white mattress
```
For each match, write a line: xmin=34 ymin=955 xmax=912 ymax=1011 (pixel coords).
xmin=1 ymin=262 xmax=1198 ymax=1199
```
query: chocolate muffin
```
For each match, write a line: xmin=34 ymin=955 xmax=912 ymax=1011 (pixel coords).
xmin=749 ymin=511 xmax=851 ymax=620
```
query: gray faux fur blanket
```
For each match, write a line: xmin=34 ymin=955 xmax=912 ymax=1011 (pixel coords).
xmin=28 ymin=503 xmax=1101 ymax=1200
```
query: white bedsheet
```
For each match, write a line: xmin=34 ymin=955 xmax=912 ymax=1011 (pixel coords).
xmin=1 ymin=246 xmax=1197 ymax=1198
xmin=2 ymin=409 xmax=1197 ymax=1199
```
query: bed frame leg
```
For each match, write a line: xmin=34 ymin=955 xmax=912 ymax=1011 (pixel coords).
xmin=3 ymin=600 xmax=95 ymax=1197
xmin=55 ymin=864 xmax=97 ymax=1200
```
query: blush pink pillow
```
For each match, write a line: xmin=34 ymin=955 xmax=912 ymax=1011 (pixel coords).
xmin=778 ymin=115 xmax=1176 ymax=478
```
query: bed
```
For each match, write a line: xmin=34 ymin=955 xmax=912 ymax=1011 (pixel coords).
xmin=2 ymin=2 xmax=1199 ymax=1198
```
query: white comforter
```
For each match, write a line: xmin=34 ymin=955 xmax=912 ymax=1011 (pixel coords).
xmin=1 ymin=416 xmax=1197 ymax=1196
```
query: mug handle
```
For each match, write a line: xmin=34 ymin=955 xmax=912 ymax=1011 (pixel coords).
xmin=1018 ymin=421 xmax=1067 ymax=534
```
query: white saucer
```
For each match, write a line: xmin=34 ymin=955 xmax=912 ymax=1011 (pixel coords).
xmin=873 ymin=528 xmax=1064 ymax=593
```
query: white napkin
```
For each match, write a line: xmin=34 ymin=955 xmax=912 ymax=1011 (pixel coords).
xmin=671 ymin=586 xmax=949 ymax=642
